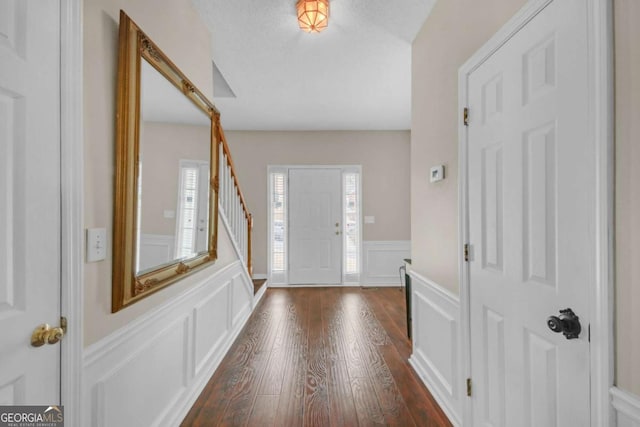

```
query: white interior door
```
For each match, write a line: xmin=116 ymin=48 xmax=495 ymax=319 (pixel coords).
xmin=0 ymin=1 xmax=62 ymax=404
xmin=289 ymin=168 xmax=342 ymax=284
xmin=467 ymin=1 xmax=591 ymax=426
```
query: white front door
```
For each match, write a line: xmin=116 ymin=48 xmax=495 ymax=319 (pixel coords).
xmin=0 ymin=1 xmax=62 ymax=404
xmin=467 ymin=0 xmax=591 ymax=426
xmin=289 ymin=168 xmax=342 ymax=284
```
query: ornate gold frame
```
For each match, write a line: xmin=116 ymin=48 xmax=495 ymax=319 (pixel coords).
xmin=112 ymin=11 xmax=221 ymax=312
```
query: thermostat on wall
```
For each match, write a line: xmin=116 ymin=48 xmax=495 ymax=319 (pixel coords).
xmin=430 ymin=165 xmax=445 ymax=183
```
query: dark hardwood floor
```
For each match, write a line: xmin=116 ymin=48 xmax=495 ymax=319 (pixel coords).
xmin=182 ymin=287 xmax=452 ymax=427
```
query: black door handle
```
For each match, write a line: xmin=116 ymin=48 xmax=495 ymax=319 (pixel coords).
xmin=547 ymin=308 xmax=581 ymax=340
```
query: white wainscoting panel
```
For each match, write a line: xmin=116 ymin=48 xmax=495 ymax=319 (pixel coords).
xmin=138 ymin=234 xmax=175 ymax=272
xmin=193 ymin=282 xmax=231 ymax=376
xmin=361 ymin=240 xmax=410 ymax=286
xmin=408 ymin=271 xmax=461 ymax=427
xmin=612 ymin=387 xmax=640 ymax=427
xmin=231 ymin=272 xmax=254 ymax=327
xmin=83 ymin=260 xmax=255 ymax=427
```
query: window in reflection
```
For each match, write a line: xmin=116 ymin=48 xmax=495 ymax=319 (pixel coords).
xmin=176 ymin=160 xmax=209 ymax=259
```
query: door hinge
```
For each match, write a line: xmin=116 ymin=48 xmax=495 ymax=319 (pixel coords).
xmin=588 ymin=324 xmax=591 ymax=342
xmin=466 ymin=378 xmax=472 ymax=397
xmin=463 ymin=107 xmax=469 ymax=126
xmin=464 ymin=244 xmax=470 ymax=262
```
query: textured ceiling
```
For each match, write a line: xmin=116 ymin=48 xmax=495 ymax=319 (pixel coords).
xmin=192 ymin=0 xmax=436 ymax=130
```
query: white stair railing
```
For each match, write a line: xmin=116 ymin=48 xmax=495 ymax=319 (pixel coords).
xmin=216 ymin=126 xmax=252 ymax=275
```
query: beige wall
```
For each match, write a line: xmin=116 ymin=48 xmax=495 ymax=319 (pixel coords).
xmin=224 ymin=131 xmax=411 ymax=276
xmin=410 ymin=0 xmax=526 ymax=293
xmin=140 ymin=122 xmax=210 ymax=236
xmin=83 ymin=0 xmax=235 ymax=346
xmin=614 ymin=0 xmax=640 ymax=397
xmin=411 ymin=0 xmax=640 ymax=398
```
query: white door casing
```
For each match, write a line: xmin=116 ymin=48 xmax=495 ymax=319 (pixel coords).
xmin=288 ymin=168 xmax=342 ymax=285
xmin=195 ymin=161 xmax=209 ymax=253
xmin=0 ymin=0 xmax=62 ymax=404
xmin=466 ymin=0 xmax=593 ymax=426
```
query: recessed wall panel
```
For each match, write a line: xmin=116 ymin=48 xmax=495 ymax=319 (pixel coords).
xmin=523 ymin=123 xmax=556 ymax=287
xmin=101 ymin=318 xmax=189 ymax=427
xmin=481 ymin=144 xmax=504 ymax=272
xmin=194 ymin=282 xmax=230 ymax=373
xmin=232 ymin=274 xmax=251 ymax=326
xmin=414 ymin=291 xmax=456 ymax=394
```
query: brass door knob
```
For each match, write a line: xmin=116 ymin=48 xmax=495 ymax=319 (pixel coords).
xmin=31 ymin=321 xmax=66 ymax=347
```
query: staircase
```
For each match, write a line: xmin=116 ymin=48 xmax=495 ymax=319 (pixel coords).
xmin=215 ymin=119 xmax=253 ymax=278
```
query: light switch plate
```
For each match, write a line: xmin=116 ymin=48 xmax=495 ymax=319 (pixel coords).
xmin=364 ymin=216 xmax=375 ymax=224
xmin=163 ymin=210 xmax=176 ymax=219
xmin=86 ymin=228 xmax=107 ymax=262
xmin=430 ymin=165 xmax=445 ymax=183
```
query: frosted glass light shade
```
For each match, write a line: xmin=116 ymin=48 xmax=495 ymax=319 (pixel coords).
xmin=296 ymin=0 xmax=329 ymax=33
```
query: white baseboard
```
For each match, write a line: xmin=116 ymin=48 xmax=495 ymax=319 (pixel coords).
xmin=361 ymin=283 xmax=403 ymax=288
xmin=83 ymin=261 xmax=255 ymax=427
xmin=361 ymin=240 xmax=410 ymax=286
xmin=612 ymin=387 xmax=640 ymax=427
xmin=408 ymin=271 xmax=461 ymax=427
xmin=268 ymin=283 xmax=359 ymax=288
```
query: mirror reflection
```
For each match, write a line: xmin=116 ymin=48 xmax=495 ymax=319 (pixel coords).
xmin=136 ymin=59 xmax=211 ymax=274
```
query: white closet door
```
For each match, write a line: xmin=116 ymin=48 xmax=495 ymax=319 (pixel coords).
xmin=0 ymin=0 xmax=62 ymax=405
xmin=467 ymin=0 xmax=591 ymax=425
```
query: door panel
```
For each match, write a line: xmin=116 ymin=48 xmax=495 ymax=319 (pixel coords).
xmin=289 ymin=169 xmax=342 ymax=284
xmin=0 ymin=0 xmax=61 ymax=404
xmin=482 ymin=307 xmax=506 ymax=427
xmin=468 ymin=1 xmax=590 ymax=425
xmin=481 ymin=143 xmax=503 ymax=272
xmin=522 ymin=123 xmax=556 ymax=287
xmin=523 ymin=330 xmax=558 ymax=427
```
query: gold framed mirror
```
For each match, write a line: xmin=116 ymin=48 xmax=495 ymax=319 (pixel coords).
xmin=112 ymin=11 xmax=221 ymax=312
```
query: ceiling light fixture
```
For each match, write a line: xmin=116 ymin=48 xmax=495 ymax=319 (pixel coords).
xmin=296 ymin=0 xmax=329 ymax=33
